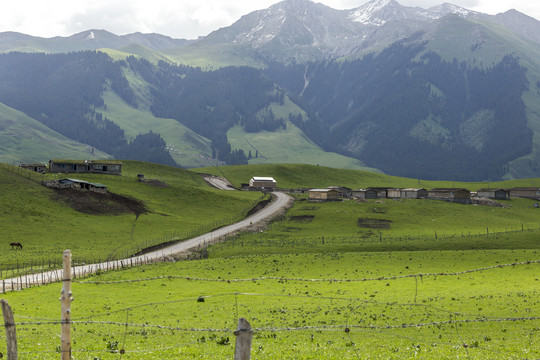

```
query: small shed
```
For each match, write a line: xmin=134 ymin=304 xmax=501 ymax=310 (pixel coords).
xmin=19 ymin=163 xmax=47 ymax=173
xmin=477 ymin=188 xmax=509 ymax=200
xmin=327 ymin=186 xmax=352 ymax=198
xmin=352 ymin=189 xmax=367 ymax=199
xmin=508 ymin=187 xmax=540 ymax=200
xmin=57 ymin=178 xmax=107 ymax=194
xmin=308 ymin=189 xmax=340 ymax=201
xmin=400 ymin=188 xmax=428 ymax=199
xmin=428 ymin=188 xmax=471 ymax=204
xmin=249 ymin=177 xmax=277 ymax=188
xmin=366 ymin=187 xmax=389 ymax=199
xmin=386 ymin=188 xmax=402 ymax=199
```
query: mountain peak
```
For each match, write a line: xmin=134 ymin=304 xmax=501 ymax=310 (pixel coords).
xmin=349 ymin=0 xmax=408 ymax=26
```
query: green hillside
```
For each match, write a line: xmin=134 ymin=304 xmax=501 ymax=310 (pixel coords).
xmin=196 ymin=163 xmax=540 ymax=190
xmin=0 ymin=161 xmax=262 ymax=267
xmin=99 ymin=86 xmax=214 ymax=168
xmin=0 ymin=102 xmax=110 ymax=163
xmin=226 ymin=98 xmax=377 ymax=171
xmin=423 ymin=15 xmax=540 ymax=179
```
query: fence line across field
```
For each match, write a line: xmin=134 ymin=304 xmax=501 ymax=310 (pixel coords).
xmin=1 ymin=250 xmax=538 ymax=359
xmin=72 ymin=259 xmax=540 ymax=285
xmin=1 ymin=257 xmax=537 ymax=294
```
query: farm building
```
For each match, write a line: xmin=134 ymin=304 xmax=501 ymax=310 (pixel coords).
xmin=401 ymin=188 xmax=428 ymax=199
xmin=428 ymin=188 xmax=471 ymax=204
xmin=48 ymin=159 xmax=122 ymax=175
xmin=365 ymin=187 xmax=390 ymax=199
xmin=508 ymin=187 xmax=540 ymax=200
xmin=44 ymin=178 xmax=107 ymax=194
xmin=386 ymin=188 xmax=402 ymax=199
xmin=19 ymin=163 xmax=47 ymax=173
xmin=477 ymin=188 xmax=509 ymax=200
xmin=249 ymin=177 xmax=277 ymax=188
xmin=327 ymin=186 xmax=352 ymax=198
xmin=352 ymin=189 xmax=367 ymax=199
xmin=308 ymin=189 xmax=340 ymax=201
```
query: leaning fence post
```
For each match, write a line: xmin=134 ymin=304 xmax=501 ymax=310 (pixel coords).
xmin=234 ymin=317 xmax=253 ymax=360
xmin=1 ymin=299 xmax=18 ymax=360
xmin=60 ymin=250 xmax=72 ymax=360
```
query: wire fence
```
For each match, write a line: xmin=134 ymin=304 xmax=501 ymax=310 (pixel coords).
xmin=207 ymin=220 xmax=540 ymax=254
xmin=1 ymin=260 xmax=538 ymax=359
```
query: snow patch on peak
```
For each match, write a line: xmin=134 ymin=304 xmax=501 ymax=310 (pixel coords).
xmin=350 ymin=0 xmax=394 ymax=26
xmin=85 ymin=31 xmax=95 ymax=40
xmin=427 ymin=3 xmax=475 ymax=19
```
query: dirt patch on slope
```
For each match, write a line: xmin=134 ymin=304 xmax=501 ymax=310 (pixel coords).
xmin=289 ymin=215 xmax=315 ymax=223
xmin=52 ymin=189 xmax=147 ymax=217
xmin=357 ymin=218 xmax=392 ymax=229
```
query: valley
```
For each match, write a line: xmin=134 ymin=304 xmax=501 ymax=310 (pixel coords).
xmin=0 ymin=0 xmax=540 ymax=358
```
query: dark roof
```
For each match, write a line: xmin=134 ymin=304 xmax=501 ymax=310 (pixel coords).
xmin=20 ymin=163 xmax=46 ymax=167
xmin=477 ymin=188 xmax=507 ymax=192
xmin=509 ymin=187 xmax=540 ymax=191
xmin=50 ymin=159 xmax=122 ymax=165
xmin=429 ymin=188 xmax=470 ymax=192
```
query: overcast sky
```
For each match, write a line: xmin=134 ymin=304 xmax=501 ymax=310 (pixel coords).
xmin=1 ymin=0 xmax=538 ymax=40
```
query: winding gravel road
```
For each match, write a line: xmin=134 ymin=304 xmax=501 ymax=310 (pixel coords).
xmin=2 ymin=192 xmax=291 ymax=292
xmin=139 ymin=191 xmax=290 ymax=260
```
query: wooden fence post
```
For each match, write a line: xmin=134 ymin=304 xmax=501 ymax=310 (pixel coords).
xmin=234 ymin=318 xmax=253 ymax=360
xmin=1 ymin=299 xmax=18 ymax=360
xmin=60 ymin=250 xmax=72 ymax=360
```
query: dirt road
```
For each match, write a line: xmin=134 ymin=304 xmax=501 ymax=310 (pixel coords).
xmin=2 ymin=192 xmax=291 ymax=291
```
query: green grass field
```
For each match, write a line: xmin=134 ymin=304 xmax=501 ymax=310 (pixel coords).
xmin=0 ymin=247 xmax=537 ymax=358
xmin=0 ymin=163 xmax=538 ymax=359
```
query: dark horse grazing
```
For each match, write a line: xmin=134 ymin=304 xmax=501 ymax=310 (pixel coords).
xmin=10 ymin=242 xmax=22 ymax=249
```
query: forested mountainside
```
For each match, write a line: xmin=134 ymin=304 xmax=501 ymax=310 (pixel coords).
xmin=265 ymin=41 xmax=532 ymax=180
xmin=1 ymin=0 xmax=540 ymax=180
xmin=0 ymin=47 xmax=534 ymax=180
xmin=0 ymin=52 xmax=175 ymax=166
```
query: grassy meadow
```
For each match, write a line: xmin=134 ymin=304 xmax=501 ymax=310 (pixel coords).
xmin=0 ymin=163 xmax=538 ymax=359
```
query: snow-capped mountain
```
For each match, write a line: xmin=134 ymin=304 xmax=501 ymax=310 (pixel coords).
xmin=201 ymin=0 xmax=537 ymax=61
xmin=348 ymin=0 xmax=427 ymax=26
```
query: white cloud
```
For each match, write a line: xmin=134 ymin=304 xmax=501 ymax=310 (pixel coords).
xmin=0 ymin=0 xmax=538 ymax=39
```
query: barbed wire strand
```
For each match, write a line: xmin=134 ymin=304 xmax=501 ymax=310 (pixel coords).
xmin=11 ymin=290 xmax=534 ymax=325
xmin=354 ymin=323 xmax=523 ymax=359
xmin=10 ymin=316 xmax=539 ymax=333
xmin=11 ymin=317 xmax=538 ymax=358
xmin=73 ymin=260 xmax=539 ymax=285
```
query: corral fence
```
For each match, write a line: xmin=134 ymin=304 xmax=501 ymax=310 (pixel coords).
xmin=0 ymin=250 xmax=538 ymax=359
